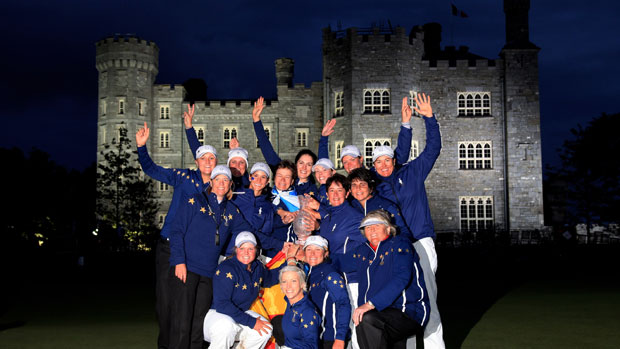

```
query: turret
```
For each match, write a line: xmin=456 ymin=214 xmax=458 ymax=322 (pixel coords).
xmin=275 ymin=58 xmax=294 ymax=87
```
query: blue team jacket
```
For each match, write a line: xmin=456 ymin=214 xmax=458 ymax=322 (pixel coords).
xmin=337 ymin=235 xmax=430 ymax=327
xmin=168 ymin=191 xmax=251 ymax=277
xmin=231 ymin=188 xmax=281 ymax=253
xmin=282 ymin=294 xmax=321 ymax=349
xmin=375 ymin=116 xmax=441 ymax=241
xmin=306 ymin=262 xmax=351 ymax=341
xmin=350 ymin=194 xmax=413 ymax=242
xmin=211 ymin=257 xmax=281 ymax=328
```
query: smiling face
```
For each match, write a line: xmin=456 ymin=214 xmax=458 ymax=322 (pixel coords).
xmin=249 ymin=170 xmax=269 ymax=194
xmin=373 ymin=155 xmax=395 ymax=177
xmin=229 ymin=157 xmax=247 ymax=177
xmin=363 ymin=223 xmax=390 ymax=247
xmin=212 ymin=174 xmax=231 ymax=199
xmin=274 ymin=168 xmax=294 ymax=191
xmin=280 ymin=270 xmax=304 ymax=304
xmin=296 ymin=154 xmax=314 ymax=182
xmin=195 ymin=153 xmax=217 ymax=177
xmin=350 ymin=178 xmax=372 ymax=203
xmin=304 ymin=245 xmax=327 ymax=267
xmin=327 ymin=181 xmax=348 ymax=207
xmin=342 ymin=155 xmax=363 ymax=174
xmin=314 ymin=166 xmax=335 ymax=185
xmin=235 ymin=242 xmax=257 ymax=265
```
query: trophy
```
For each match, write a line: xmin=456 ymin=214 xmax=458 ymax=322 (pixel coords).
xmin=292 ymin=195 xmax=313 ymax=244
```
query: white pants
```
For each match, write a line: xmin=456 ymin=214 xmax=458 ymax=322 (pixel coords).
xmin=203 ymin=309 xmax=272 ymax=349
xmin=346 ymin=282 xmax=360 ymax=349
xmin=406 ymin=237 xmax=445 ymax=349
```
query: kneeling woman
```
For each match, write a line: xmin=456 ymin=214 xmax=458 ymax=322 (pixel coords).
xmin=280 ymin=266 xmax=321 ymax=349
xmin=338 ymin=210 xmax=430 ymax=349
xmin=204 ymin=232 xmax=291 ymax=348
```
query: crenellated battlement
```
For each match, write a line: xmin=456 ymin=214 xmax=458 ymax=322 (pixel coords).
xmin=323 ymin=24 xmax=423 ymax=49
xmin=96 ymin=35 xmax=159 ymax=73
xmin=421 ymin=58 xmax=498 ymax=70
xmin=199 ymin=100 xmax=279 ymax=109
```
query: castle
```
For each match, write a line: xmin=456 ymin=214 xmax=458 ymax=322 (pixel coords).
xmin=96 ymin=0 xmax=544 ymax=234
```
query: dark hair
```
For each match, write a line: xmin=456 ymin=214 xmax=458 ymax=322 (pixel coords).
xmin=275 ymin=160 xmax=297 ymax=180
xmin=326 ymin=173 xmax=350 ymax=192
xmin=347 ymin=168 xmax=377 ymax=193
xmin=295 ymin=149 xmax=317 ymax=165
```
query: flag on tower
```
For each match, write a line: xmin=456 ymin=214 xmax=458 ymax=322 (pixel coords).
xmin=451 ymin=3 xmax=469 ymax=18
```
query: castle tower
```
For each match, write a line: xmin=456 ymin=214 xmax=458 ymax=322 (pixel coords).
xmin=95 ymin=36 xmax=159 ymax=163
xmin=275 ymin=58 xmax=294 ymax=88
xmin=501 ymin=0 xmax=544 ymax=229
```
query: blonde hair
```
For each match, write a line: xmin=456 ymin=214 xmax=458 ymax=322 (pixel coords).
xmin=278 ymin=266 xmax=307 ymax=292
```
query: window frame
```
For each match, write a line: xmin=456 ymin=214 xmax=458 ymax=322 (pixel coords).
xmin=458 ymin=141 xmax=493 ymax=170
xmin=363 ymin=88 xmax=391 ymax=114
xmin=295 ymin=128 xmax=309 ymax=147
xmin=459 ymin=196 xmax=494 ymax=232
xmin=118 ymin=98 xmax=125 ymax=115
xmin=159 ymin=131 xmax=170 ymax=148
xmin=334 ymin=91 xmax=344 ymax=117
xmin=334 ymin=140 xmax=344 ymax=169
xmin=457 ymin=92 xmax=491 ymax=117
xmin=222 ymin=125 xmax=239 ymax=149
xmin=364 ymin=138 xmax=391 ymax=168
xmin=159 ymin=104 xmax=171 ymax=120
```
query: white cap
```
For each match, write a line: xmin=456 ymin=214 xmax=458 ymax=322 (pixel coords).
xmin=371 ymin=145 xmax=394 ymax=163
xmin=312 ymin=158 xmax=335 ymax=172
xmin=196 ymin=145 xmax=217 ymax=159
xmin=341 ymin=145 xmax=361 ymax=160
xmin=303 ymin=235 xmax=329 ymax=250
xmin=250 ymin=162 xmax=271 ymax=178
xmin=227 ymin=147 xmax=249 ymax=166
xmin=210 ymin=165 xmax=232 ymax=180
xmin=359 ymin=217 xmax=390 ymax=230
xmin=235 ymin=231 xmax=257 ymax=248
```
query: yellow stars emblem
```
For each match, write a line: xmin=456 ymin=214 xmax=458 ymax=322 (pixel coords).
xmin=177 ymin=171 xmax=181 ymax=175
xmin=186 ymin=176 xmax=190 ymax=179
xmin=362 ymin=256 xmax=366 ymax=261
xmin=226 ymin=272 xmax=233 ymax=279
xmin=228 ymin=214 xmax=233 ymax=220
xmin=181 ymin=172 xmax=186 ymax=176
xmin=254 ymin=282 xmax=258 ymax=288
xmin=215 ymin=270 xmax=220 ymax=276
xmin=398 ymin=248 xmax=402 ymax=253
xmin=310 ymin=321 xmax=314 ymax=326
xmin=200 ymin=207 xmax=206 ymax=213
xmin=340 ymin=284 xmax=344 ymax=288
xmin=196 ymin=183 xmax=199 ymax=187
xmin=385 ymin=251 xmax=389 ymax=255
xmin=313 ymin=315 xmax=316 ymax=319
xmin=406 ymin=249 xmax=409 ymax=253
xmin=328 ymin=276 xmax=332 ymax=281
xmin=309 ymin=191 xmax=314 ymax=196
xmin=235 ymin=283 xmax=239 ymax=288
xmin=259 ymin=277 xmax=263 ymax=283
xmin=242 ymin=284 xmax=247 ymax=290
xmin=188 ymin=198 xmax=195 ymax=205
xmin=300 ymin=318 xmax=304 ymax=323
xmin=333 ymin=280 xmax=338 ymax=284
xmin=191 ymin=179 xmax=194 ymax=183
xmin=304 ymin=324 xmax=308 ymax=328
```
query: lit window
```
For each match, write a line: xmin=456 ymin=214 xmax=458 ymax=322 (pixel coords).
xmin=160 ymin=105 xmax=170 ymax=119
xmin=296 ymin=128 xmax=309 ymax=147
xmin=364 ymin=138 xmax=391 ymax=168
xmin=460 ymin=196 xmax=494 ymax=232
xmin=363 ymin=88 xmax=390 ymax=114
xmin=101 ymin=99 xmax=107 ymax=116
xmin=409 ymin=140 xmax=419 ymax=161
xmin=457 ymin=92 xmax=491 ymax=116
xmin=334 ymin=141 xmax=344 ymax=168
xmin=159 ymin=182 xmax=169 ymax=191
xmin=138 ymin=100 xmax=146 ymax=116
xmin=118 ymin=98 xmax=125 ymax=114
xmin=408 ymin=91 xmax=421 ymax=117
xmin=458 ymin=141 xmax=492 ymax=169
xmin=334 ymin=91 xmax=344 ymax=117
xmin=158 ymin=214 xmax=166 ymax=228
xmin=99 ymin=126 xmax=106 ymax=144
xmin=223 ymin=126 xmax=238 ymax=148
xmin=195 ymin=127 xmax=205 ymax=145
xmin=160 ymin=132 xmax=170 ymax=148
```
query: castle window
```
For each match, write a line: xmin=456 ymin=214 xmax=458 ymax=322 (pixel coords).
xmin=222 ymin=126 xmax=238 ymax=148
xmin=159 ymin=182 xmax=169 ymax=191
xmin=296 ymin=128 xmax=309 ymax=147
xmin=409 ymin=140 xmax=419 ymax=161
xmin=457 ymin=92 xmax=491 ymax=116
xmin=138 ymin=100 xmax=146 ymax=116
xmin=195 ymin=126 xmax=205 ymax=145
xmin=363 ymin=89 xmax=390 ymax=114
xmin=100 ymin=99 xmax=107 ymax=116
xmin=257 ymin=124 xmax=272 ymax=148
xmin=118 ymin=98 xmax=125 ymax=115
xmin=334 ymin=91 xmax=344 ymax=117
xmin=334 ymin=141 xmax=344 ymax=169
xmin=460 ymin=196 xmax=494 ymax=232
xmin=160 ymin=132 xmax=170 ymax=148
xmin=99 ymin=126 xmax=106 ymax=145
xmin=364 ymin=138 xmax=391 ymax=168
xmin=160 ymin=105 xmax=170 ymax=119
xmin=458 ymin=141 xmax=492 ymax=169
xmin=158 ymin=213 xmax=166 ymax=229
xmin=408 ymin=91 xmax=421 ymax=117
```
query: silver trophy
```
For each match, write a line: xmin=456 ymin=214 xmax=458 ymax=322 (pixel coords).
xmin=292 ymin=195 xmax=313 ymax=244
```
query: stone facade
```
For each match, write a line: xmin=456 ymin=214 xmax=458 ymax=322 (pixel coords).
xmin=95 ymin=0 xmax=544 ymax=232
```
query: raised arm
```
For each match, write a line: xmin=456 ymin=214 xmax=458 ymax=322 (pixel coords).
xmin=318 ymin=118 xmax=336 ymax=160
xmin=252 ymin=97 xmax=282 ymax=166
xmin=394 ymin=97 xmax=413 ymax=165
xmin=136 ymin=122 xmax=182 ymax=186
xmin=408 ymin=93 xmax=441 ymax=180
xmin=183 ymin=104 xmax=201 ymax=159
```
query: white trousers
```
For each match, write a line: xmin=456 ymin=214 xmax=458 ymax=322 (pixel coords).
xmin=203 ymin=309 xmax=272 ymax=349
xmin=346 ymin=282 xmax=360 ymax=349
xmin=406 ymin=237 xmax=445 ymax=349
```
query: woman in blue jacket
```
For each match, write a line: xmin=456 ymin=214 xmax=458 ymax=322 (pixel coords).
xmin=280 ymin=266 xmax=321 ymax=349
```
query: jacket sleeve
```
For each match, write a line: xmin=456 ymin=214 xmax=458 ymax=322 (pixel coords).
xmin=137 ymin=146 xmax=181 ymax=186
xmin=168 ymin=194 xmax=194 ymax=266
xmin=407 ymin=115 xmax=441 ymax=181
xmin=394 ymin=125 xmax=412 ymax=165
xmin=212 ymin=264 xmax=257 ymax=328
xmin=261 ymin=262 xmax=287 ymax=288
xmin=324 ymin=271 xmax=352 ymax=341
xmin=368 ymin=243 xmax=414 ymax=311
xmin=185 ymin=127 xmax=200 ymax=160
xmin=298 ymin=307 xmax=321 ymax=349
xmin=386 ymin=202 xmax=414 ymax=242
xmin=318 ymin=135 xmax=329 ymax=160
xmin=253 ymin=120 xmax=282 ymax=166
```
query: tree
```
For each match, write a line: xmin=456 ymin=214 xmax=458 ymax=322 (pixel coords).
xmin=97 ymin=124 xmax=159 ymax=251
xmin=548 ymin=112 xmax=620 ymax=241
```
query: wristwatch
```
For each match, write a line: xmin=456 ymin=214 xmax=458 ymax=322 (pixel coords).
xmin=367 ymin=300 xmax=375 ymax=309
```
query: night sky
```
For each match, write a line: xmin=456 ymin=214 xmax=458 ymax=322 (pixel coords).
xmin=1 ymin=0 xmax=618 ymax=171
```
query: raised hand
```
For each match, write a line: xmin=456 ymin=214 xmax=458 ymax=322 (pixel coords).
xmin=322 ymin=118 xmax=337 ymax=137
xmin=229 ymin=137 xmax=240 ymax=150
xmin=252 ymin=97 xmax=265 ymax=122
xmin=183 ymin=104 xmax=195 ymax=129
xmin=401 ymin=97 xmax=412 ymax=123
xmin=414 ymin=93 xmax=433 ymax=118
xmin=136 ymin=122 xmax=150 ymax=147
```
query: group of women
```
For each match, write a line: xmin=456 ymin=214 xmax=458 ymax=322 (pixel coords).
xmin=136 ymin=92 xmax=443 ymax=349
